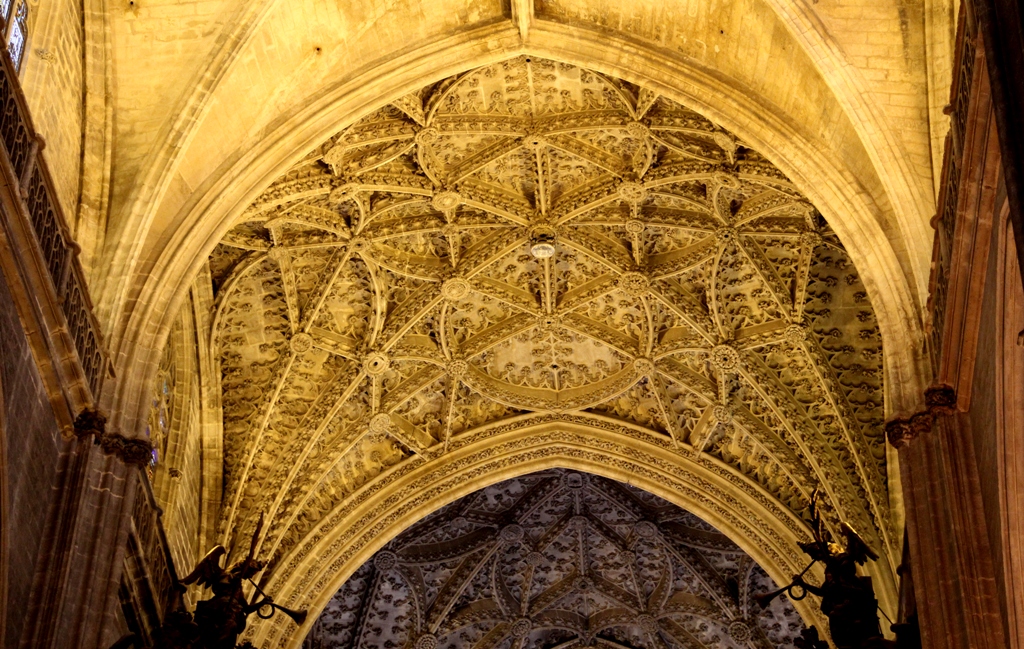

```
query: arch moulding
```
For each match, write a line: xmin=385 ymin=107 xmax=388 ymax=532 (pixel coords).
xmin=249 ymin=417 xmax=859 ymax=648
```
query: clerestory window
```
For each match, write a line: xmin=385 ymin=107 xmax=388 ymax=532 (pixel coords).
xmin=2 ymin=0 xmax=26 ymax=72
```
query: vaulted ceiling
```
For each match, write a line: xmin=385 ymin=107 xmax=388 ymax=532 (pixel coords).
xmin=5 ymin=0 xmax=955 ymax=645
xmin=302 ymin=470 xmax=807 ymax=649
xmin=204 ymin=58 xmax=895 ymax=643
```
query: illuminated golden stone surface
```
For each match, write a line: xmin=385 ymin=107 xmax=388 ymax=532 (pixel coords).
xmin=204 ymin=59 xmax=894 ymax=644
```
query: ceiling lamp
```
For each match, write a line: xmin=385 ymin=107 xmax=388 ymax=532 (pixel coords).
xmin=530 ymin=225 xmax=557 ymax=259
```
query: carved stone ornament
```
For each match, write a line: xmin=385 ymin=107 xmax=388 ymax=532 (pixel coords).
xmin=368 ymin=413 xmax=392 ymax=434
xmin=415 ymin=634 xmax=437 ymax=649
xmin=447 ymin=358 xmax=468 ymax=378
xmin=785 ymin=323 xmax=808 ymax=345
xmin=362 ymin=351 xmax=390 ymax=376
xmin=712 ymin=404 xmax=734 ymax=425
xmin=415 ymin=127 xmax=440 ymax=146
xmin=634 ymin=520 xmax=658 ymax=538
xmin=885 ymin=412 xmax=933 ymax=449
xmin=885 ymin=384 xmax=957 ymax=448
xmin=618 ymin=180 xmax=648 ymax=203
xmin=562 ymin=471 xmax=585 ymax=489
xmin=75 ymin=407 xmax=154 ymax=466
xmin=374 ymin=550 xmax=398 ymax=571
xmin=499 ymin=523 xmax=525 ymax=542
xmin=636 ymin=614 xmax=658 ymax=633
xmin=303 ymin=470 xmax=810 ymax=648
xmin=289 ymin=332 xmax=313 ymax=354
xmin=924 ymin=383 xmax=957 ymax=416
xmin=712 ymin=132 xmax=737 ymax=157
xmin=73 ymin=406 xmax=107 ymax=439
xmin=632 ymin=356 xmax=655 ymax=376
xmin=329 ymin=183 xmax=359 ymax=205
xmin=206 ymin=56 xmax=893 ymax=621
xmin=431 ymin=190 xmax=462 ymax=212
xmin=267 ymin=246 xmax=289 ymax=263
xmin=800 ymin=230 xmax=823 ymax=248
xmin=709 ymin=344 xmax=740 ymax=371
xmin=347 ymin=235 xmax=367 ymax=252
xmin=729 ymin=619 xmax=754 ymax=641
xmin=441 ymin=277 xmax=471 ymax=301
xmin=99 ymin=433 xmax=154 ymax=467
xmin=712 ymin=170 xmax=742 ymax=190
xmin=715 ymin=226 xmax=738 ymax=244
xmin=626 ymin=121 xmax=650 ymax=139
xmin=510 ymin=618 xmax=533 ymax=637
xmin=617 ymin=271 xmax=650 ymax=297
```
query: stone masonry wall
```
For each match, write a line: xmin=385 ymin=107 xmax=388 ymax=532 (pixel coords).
xmin=20 ymin=0 xmax=84 ymax=219
xmin=964 ymin=211 xmax=1023 ymax=634
xmin=0 ymin=266 xmax=62 ymax=649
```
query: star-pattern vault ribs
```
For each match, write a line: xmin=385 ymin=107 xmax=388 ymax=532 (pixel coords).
xmin=302 ymin=470 xmax=809 ymax=649
xmin=207 ymin=57 xmax=892 ymax=578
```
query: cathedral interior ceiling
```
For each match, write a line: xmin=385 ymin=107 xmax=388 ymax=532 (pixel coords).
xmin=98 ymin=0 xmax=936 ymax=419
xmin=302 ymin=469 xmax=808 ymax=649
xmin=206 ymin=58 xmax=895 ymax=635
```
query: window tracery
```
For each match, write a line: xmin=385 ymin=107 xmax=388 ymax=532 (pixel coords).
xmin=3 ymin=0 xmax=26 ymax=72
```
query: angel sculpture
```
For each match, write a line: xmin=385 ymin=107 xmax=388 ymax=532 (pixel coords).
xmin=180 ymin=515 xmax=269 ymax=649
xmin=109 ymin=513 xmax=306 ymax=649
xmin=755 ymin=491 xmax=899 ymax=649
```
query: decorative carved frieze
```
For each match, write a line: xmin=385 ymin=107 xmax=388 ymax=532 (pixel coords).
xmin=924 ymin=383 xmax=958 ymax=416
xmin=885 ymin=384 xmax=957 ymax=448
xmin=72 ymin=406 xmax=106 ymax=438
xmin=99 ymin=434 xmax=154 ymax=467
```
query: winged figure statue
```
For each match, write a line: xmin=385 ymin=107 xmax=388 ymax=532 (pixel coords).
xmin=755 ymin=491 xmax=920 ymax=649
xmin=109 ymin=513 xmax=306 ymax=649
xmin=179 ymin=514 xmax=267 ymax=649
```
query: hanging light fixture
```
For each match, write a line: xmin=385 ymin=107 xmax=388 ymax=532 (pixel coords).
xmin=529 ymin=225 xmax=557 ymax=259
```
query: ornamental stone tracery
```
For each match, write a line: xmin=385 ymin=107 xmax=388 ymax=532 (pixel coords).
xmin=301 ymin=470 xmax=808 ymax=649
xmin=205 ymin=57 xmax=892 ymax=598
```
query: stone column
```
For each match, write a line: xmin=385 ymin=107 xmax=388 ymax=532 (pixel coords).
xmin=889 ymin=388 xmax=1008 ymax=649
xmin=19 ymin=410 xmax=151 ymax=649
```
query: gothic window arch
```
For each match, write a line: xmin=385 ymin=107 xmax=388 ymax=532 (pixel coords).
xmin=1 ymin=0 xmax=27 ymax=72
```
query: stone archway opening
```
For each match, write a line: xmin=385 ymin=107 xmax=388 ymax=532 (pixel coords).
xmin=244 ymin=418 xmax=901 ymax=648
xmin=300 ymin=467 xmax=810 ymax=649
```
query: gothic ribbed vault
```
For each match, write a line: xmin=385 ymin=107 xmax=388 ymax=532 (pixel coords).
xmin=301 ymin=470 xmax=807 ymax=649
xmin=204 ymin=57 xmax=896 ymax=644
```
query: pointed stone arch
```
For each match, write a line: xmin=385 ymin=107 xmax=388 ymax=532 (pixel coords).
xmin=245 ymin=417 xmax=882 ymax=648
xmin=105 ymin=26 xmax=928 ymax=446
xmin=98 ymin=34 xmax=923 ymax=649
